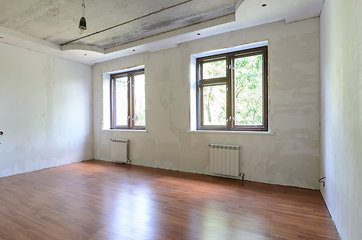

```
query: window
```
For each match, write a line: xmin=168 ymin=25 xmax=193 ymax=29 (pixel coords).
xmin=196 ymin=46 xmax=268 ymax=131
xmin=111 ymin=69 xmax=145 ymax=129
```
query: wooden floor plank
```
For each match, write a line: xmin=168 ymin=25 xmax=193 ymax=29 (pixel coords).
xmin=0 ymin=160 xmax=339 ymax=240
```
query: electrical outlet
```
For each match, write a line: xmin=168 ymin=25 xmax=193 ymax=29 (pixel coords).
xmin=319 ymin=177 xmax=326 ymax=187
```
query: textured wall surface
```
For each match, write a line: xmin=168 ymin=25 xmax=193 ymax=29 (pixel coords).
xmin=93 ymin=18 xmax=320 ymax=189
xmin=320 ymin=0 xmax=362 ymax=239
xmin=0 ymin=42 xmax=93 ymax=177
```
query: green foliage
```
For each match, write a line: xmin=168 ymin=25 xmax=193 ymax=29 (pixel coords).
xmin=203 ymin=60 xmax=226 ymax=79
xmin=203 ymin=85 xmax=226 ymax=125
xmin=235 ymin=55 xmax=263 ymax=125
xmin=203 ymin=55 xmax=263 ymax=126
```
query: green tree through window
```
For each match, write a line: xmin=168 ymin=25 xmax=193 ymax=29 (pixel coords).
xmin=196 ymin=46 xmax=268 ymax=131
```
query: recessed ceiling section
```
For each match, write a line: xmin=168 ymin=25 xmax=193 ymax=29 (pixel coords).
xmin=69 ymin=5 xmax=236 ymax=49
xmin=0 ymin=0 xmax=237 ymax=49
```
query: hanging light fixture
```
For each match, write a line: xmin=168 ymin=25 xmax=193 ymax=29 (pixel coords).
xmin=78 ymin=0 xmax=87 ymax=35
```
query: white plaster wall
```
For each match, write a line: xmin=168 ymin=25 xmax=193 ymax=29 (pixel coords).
xmin=0 ymin=42 xmax=93 ymax=177
xmin=320 ymin=0 xmax=362 ymax=239
xmin=93 ymin=18 xmax=320 ymax=189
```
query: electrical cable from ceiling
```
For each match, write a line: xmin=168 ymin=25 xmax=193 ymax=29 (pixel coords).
xmin=78 ymin=0 xmax=87 ymax=35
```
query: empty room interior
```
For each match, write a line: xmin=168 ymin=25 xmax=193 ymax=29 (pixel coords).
xmin=0 ymin=0 xmax=360 ymax=239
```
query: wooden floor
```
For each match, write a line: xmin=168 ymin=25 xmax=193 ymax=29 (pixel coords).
xmin=0 ymin=160 xmax=338 ymax=240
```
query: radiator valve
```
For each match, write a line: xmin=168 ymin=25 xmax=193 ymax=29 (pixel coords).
xmin=240 ymin=173 xmax=245 ymax=180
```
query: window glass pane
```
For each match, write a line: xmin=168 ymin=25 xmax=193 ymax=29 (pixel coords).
xmin=202 ymin=60 xmax=226 ymax=79
xmin=202 ymin=85 xmax=226 ymax=126
xmin=115 ymin=77 xmax=128 ymax=126
xmin=134 ymin=74 xmax=146 ymax=126
xmin=234 ymin=54 xmax=263 ymax=125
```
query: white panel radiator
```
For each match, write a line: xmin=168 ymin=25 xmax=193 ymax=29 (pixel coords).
xmin=111 ymin=139 xmax=129 ymax=163
xmin=209 ymin=144 xmax=240 ymax=177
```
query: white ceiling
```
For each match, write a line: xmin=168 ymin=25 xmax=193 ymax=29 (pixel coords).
xmin=0 ymin=0 xmax=324 ymax=65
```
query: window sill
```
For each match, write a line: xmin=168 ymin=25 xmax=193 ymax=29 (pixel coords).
xmin=187 ymin=130 xmax=274 ymax=135
xmin=102 ymin=129 xmax=148 ymax=132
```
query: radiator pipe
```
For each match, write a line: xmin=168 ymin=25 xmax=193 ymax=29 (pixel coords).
xmin=208 ymin=144 xmax=240 ymax=149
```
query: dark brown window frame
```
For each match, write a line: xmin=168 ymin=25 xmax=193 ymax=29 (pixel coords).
xmin=196 ymin=46 xmax=268 ymax=131
xmin=110 ymin=69 xmax=145 ymax=130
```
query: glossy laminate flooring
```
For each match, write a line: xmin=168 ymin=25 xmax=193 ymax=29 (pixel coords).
xmin=0 ymin=160 xmax=339 ymax=240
